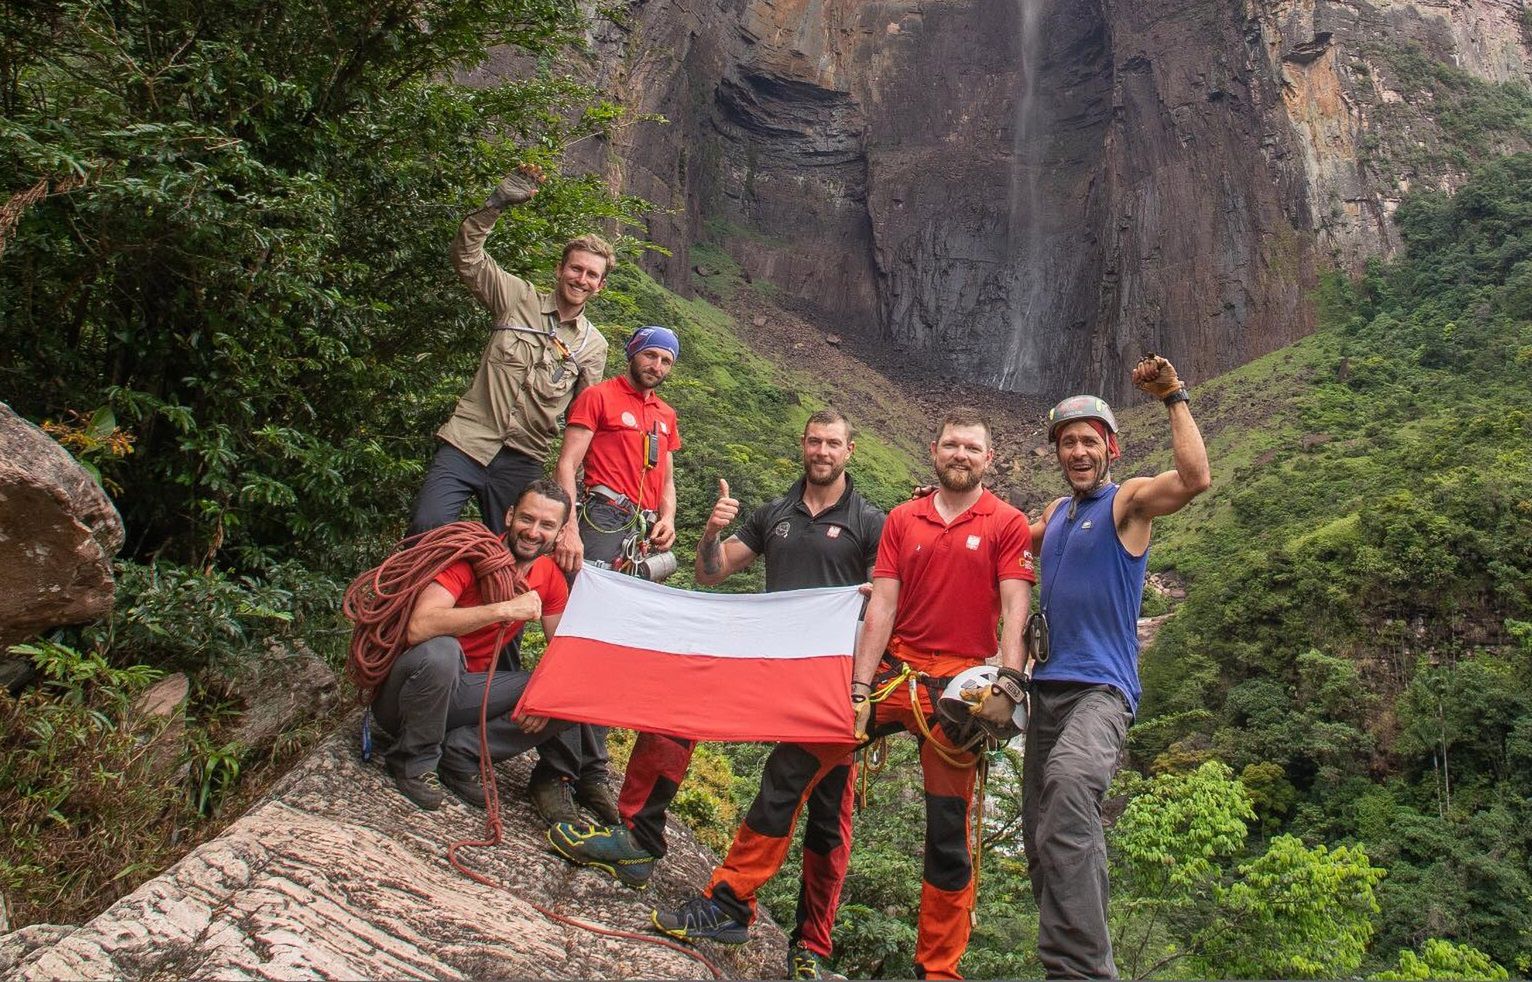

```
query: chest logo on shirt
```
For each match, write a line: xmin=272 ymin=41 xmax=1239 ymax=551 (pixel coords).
xmin=966 ymin=535 xmax=981 ymax=550
xmin=620 ymin=411 xmax=639 ymax=429
xmin=772 ymin=520 xmax=792 ymax=539
xmin=826 ymin=526 xmax=841 ymax=538
xmin=658 ymin=421 xmax=670 ymax=434
xmin=1081 ymin=520 xmax=1094 ymax=530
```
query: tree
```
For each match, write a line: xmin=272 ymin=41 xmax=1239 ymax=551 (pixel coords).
xmin=1 ymin=0 xmax=648 ymax=569
xmin=1370 ymin=938 xmax=1511 ymax=980
xmin=1191 ymin=835 xmax=1385 ymax=979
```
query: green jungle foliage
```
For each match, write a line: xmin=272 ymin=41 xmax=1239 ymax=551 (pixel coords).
xmin=0 ymin=0 xmax=646 ymax=572
xmin=1135 ymin=153 xmax=1532 ymax=974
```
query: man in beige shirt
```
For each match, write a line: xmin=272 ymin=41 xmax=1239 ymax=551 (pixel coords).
xmin=408 ymin=166 xmax=612 ymax=536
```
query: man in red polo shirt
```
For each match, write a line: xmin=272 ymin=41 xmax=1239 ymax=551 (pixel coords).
xmin=630 ymin=407 xmax=1033 ymax=980
xmin=849 ymin=406 xmax=1034 ymax=979
xmin=530 ymin=325 xmax=683 ymax=826
xmin=374 ymin=479 xmax=581 ymax=811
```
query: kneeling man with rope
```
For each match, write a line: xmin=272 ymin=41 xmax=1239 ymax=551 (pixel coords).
xmin=360 ymin=479 xmax=584 ymax=810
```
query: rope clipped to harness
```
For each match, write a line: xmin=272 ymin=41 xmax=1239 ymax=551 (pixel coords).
xmin=342 ymin=521 xmax=525 ymax=703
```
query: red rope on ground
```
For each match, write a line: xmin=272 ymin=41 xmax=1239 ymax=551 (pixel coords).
xmin=344 ymin=522 xmax=724 ymax=978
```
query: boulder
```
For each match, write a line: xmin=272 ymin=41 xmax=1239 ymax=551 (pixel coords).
xmin=3 ymin=722 xmax=786 ymax=979
xmin=0 ymin=403 xmax=124 ymax=651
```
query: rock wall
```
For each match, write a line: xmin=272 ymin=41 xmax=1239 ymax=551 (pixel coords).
xmin=1 ymin=725 xmax=784 ymax=980
xmin=544 ymin=0 xmax=1531 ymax=400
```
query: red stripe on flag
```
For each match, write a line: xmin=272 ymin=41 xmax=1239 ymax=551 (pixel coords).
xmin=518 ymin=637 xmax=857 ymax=743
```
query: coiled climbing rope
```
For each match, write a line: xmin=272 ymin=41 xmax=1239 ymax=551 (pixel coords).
xmin=343 ymin=521 xmax=526 ymax=701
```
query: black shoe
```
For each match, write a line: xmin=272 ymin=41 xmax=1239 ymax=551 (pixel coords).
xmin=573 ymin=774 xmax=622 ymax=825
xmin=529 ymin=776 xmax=579 ymax=826
xmin=393 ymin=771 xmax=443 ymax=811
xmin=439 ymin=767 xmax=487 ymax=808
xmin=651 ymin=895 xmax=749 ymax=944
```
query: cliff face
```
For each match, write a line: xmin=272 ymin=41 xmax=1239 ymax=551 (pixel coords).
xmin=559 ymin=0 xmax=1531 ymax=399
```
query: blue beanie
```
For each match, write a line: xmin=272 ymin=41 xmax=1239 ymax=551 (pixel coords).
xmin=625 ymin=325 xmax=680 ymax=362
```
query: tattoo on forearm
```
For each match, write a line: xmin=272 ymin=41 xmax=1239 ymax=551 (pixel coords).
xmin=700 ymin=535 xmax=722 ymax=575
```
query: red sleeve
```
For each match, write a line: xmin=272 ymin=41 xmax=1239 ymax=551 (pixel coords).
xmin=996 ymin=510 xmax=1037 ymax=583
xmin=565 ymin=383 xmax=602 ymax=431
xmin=871 ymin=508 xmax=905 ymax=580
xmin=530 ymin=557 xmax=570 ymax=616
xmin=432 ymin=560 xmax=474 ymax=600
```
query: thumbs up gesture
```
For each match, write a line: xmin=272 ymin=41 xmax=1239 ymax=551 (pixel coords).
xmin=706 ymin=478 xmax=740 ymax=537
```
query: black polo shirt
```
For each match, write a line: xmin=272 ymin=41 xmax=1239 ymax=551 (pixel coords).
xmin=735 ymin=475 xmax=886 ymax=592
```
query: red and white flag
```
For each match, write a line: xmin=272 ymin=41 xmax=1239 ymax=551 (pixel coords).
xmin=517 ymin=566 xmax=862 ymax=742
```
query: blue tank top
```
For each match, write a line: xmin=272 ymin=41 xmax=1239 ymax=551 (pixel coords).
xmin=1034 ymin=483 xmax=1148 ymax=713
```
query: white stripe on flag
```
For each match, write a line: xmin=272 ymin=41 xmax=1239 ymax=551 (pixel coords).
xmin=555 ymin=565 xmax=864 ymax=659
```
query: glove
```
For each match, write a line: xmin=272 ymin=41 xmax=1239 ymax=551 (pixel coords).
xmin=852 ymin=695 xmax=872 ymax=741
xmin=485 ymin=164 xmax=545 ymax=209
xmin=1132 ymin=354 xmax=1184 ymax=399
xmin=968 ymin=686 xmax=1019 ymax=728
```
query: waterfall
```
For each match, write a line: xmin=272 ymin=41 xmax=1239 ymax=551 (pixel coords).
xmin=997 ymin=0 xmax=1048 ymax=392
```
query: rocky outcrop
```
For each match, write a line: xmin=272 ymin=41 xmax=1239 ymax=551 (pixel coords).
xmin=517 ymin=0 xmax=1531 ymax=400
xmin=2 ymin=724 xmax=785 ymax=979
xmin=0 ymin=402 xmax=124 ymax=651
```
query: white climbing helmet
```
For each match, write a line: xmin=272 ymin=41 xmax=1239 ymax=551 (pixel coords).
xmin=936 ymin=665 xmax=1028 ymax=745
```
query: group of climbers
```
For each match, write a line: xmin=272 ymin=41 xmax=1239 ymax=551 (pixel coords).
xmin=353 ymin=162 xmax=1212 ymax=980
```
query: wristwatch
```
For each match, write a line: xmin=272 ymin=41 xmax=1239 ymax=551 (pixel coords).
xmin=1163 ymin=387 xmax=1189 ymax=407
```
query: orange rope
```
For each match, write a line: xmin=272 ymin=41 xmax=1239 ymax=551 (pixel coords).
xmin=343 ymin=522 xmax=723 ymax=978
xmin=342 ymin=522 xmax=525 ymax=702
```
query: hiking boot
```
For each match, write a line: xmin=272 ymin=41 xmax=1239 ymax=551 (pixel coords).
xmin=651 ymin=895 xmax=749 ymax=945
xmin=547 ymin=821 xmax=655 ymax=889
xmin=439 ymin=767 xmax=487 ymax=809
xmin=787 ymin=944 xmax=847 ymax=980
xmin=529 ymin=776 xmax=579 ymax=826
xmin=573 ymin=774 xmax=622 ymax=825
xmin=392 ymin=771 xmax=443 ymax=811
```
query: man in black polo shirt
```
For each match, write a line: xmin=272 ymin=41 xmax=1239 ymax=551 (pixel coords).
xmin=549 ymin=409 xmax=881 ymax=979
xmin=659 ymin=408 xmax=883 ymax=980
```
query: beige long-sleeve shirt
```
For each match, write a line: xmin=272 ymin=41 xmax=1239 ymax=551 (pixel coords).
xmin=436 ymin=207 xmax=608 ymax=465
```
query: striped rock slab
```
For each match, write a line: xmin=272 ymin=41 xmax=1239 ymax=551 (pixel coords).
xmin=1 ymin=722 xmax=784 ymax=980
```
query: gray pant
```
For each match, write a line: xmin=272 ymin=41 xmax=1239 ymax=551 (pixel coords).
xmin=372 ymin=635 xmax=581 ymax=778
xmin=528 ymin=497 xmax=635 ymax=787
xmin=1023 ymin=681 xmax=1133 ymax=980
xmin=408 ymin=442 xmax=543 ymax=536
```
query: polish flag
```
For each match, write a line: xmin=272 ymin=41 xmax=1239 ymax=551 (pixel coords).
xmin=517 ymin=566 xmax=863 ymax=742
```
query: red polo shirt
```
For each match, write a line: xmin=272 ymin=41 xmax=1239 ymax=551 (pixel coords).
xmin=872 ymin=488 xmax=1035 ymax=660
xmin=565 ymin=374 xmax=682 ymax=511
xmin=433 ymin=556 xmax=569 ymax=672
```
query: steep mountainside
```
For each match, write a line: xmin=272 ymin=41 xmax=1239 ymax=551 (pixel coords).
xmin=475 ymin=0 xmax=1531 ymax=400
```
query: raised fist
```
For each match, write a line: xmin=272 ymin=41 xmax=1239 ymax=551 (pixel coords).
xmin=485 ymin=163 xmax=546 ymax=209
xmin=1132 ymin=354 xmax=1184 ymax=399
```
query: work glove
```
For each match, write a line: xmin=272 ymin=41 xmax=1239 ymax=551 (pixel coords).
xmin=485 ymin=163 xmax=545 ymax=209
xmin=1132 ymin=354 xmax=1184 ymax=399
xmin=967 ymin=685 xmax=1019 ymax=729
xmin=852 ymin=694 xmax=871 ymax=741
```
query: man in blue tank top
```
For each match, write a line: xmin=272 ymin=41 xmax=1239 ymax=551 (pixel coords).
xmin=1026 ymin=355 xmax=1211 ymax=979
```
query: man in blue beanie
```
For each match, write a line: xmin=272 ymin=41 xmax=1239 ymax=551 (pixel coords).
xmin=524 ymin=325 xmax=683 ymax=828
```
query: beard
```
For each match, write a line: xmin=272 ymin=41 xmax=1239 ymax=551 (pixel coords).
xmin=937 ymin=462 xmax=982 ymax=492
xmin=628 ymin=364 xmax=665 ymax=391
xmin=510 ymin=534 xmax=551 ymax=562
xmin=803 ymin=460 xmax=845 ymax=487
